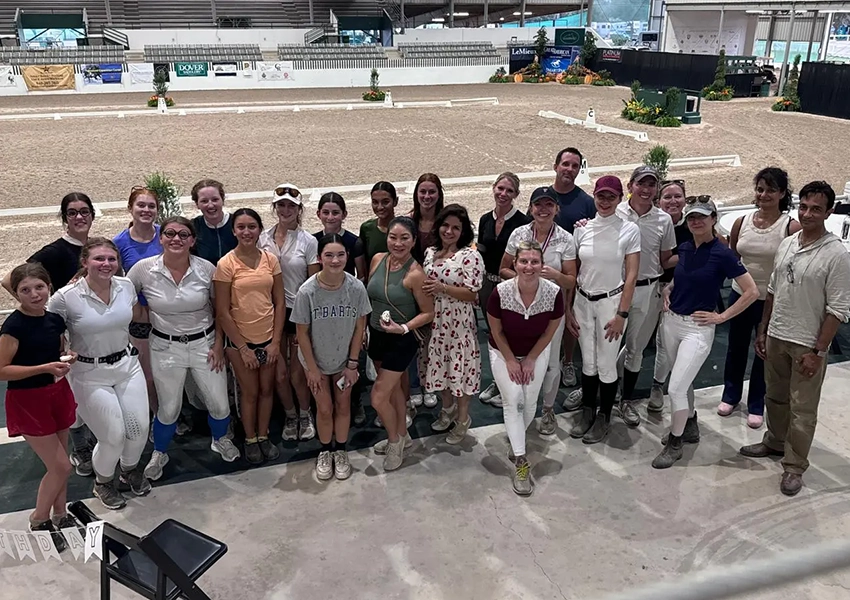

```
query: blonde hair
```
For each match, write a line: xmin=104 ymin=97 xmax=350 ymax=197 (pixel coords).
xmin=515 ymin=240 xmax=544 ymax=261
xmin=493 ymin=172 xmax=520 ymax=195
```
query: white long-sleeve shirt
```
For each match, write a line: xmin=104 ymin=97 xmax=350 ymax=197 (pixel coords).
xmin=767 ymin=231 xmax=850 ymax=348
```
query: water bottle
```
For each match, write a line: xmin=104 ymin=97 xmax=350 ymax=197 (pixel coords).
xmin=842 ymin=215 xmax=850 ymax=241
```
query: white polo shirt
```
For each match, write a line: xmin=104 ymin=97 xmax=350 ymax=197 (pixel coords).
xmin=47 ymin=276 xmax=137 ymax=357
xmin=575 ymin=213 xmax=641 ymax=295
xmin=616 ymin=202 xmax=676 ymax=280
xmin=127 ymin=255 xmax=215 ymax=334
xmin=505 ymin=222 xmax=576 ymax=271
xmin=258 ymin=225 xmax=319 ymax=305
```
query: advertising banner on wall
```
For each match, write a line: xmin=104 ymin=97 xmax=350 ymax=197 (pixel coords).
xmin=0 ymin=66 xmax=15 ymax=86
xmin=175 ymin=61 xmax=208 ymax=77
xmin=129 ymin=63 xmax=154 ymax=84
xmin=82 ymin=63 xmax=122 ymax=85
xmin=508 ymin=46 xmax=535 ymax=74
xmin=258 ymin=62 xmax=295 ymax=81
xmin=555 ymin=28 xmax=585 ymax=48
xmin=21 ymin=64 xmax=75 ymax=91
xmin=600 ymin=49 xmax=623 ymax=63
xmin=542 ymin=47 xmax=579 ymax=75
xmin=212 ymin=62 xmax=238 ymax=77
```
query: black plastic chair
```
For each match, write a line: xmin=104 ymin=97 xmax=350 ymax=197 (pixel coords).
xmin=69 ymin=501 xmax=227 ymax=600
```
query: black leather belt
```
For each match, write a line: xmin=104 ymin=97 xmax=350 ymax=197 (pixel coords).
xmin=151 ymin=324 xmax=215 ymax=344
xmin=636 ymin=276 xmax=661 ymax=287
xmin=578 ymin=285 xmax=624 ymax=302
xmin=77 ymin=346 xmax=139 ymax=365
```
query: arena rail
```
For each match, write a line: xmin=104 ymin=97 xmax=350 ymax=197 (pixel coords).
xmin=598 ymin=537 xmax=850 ymax=600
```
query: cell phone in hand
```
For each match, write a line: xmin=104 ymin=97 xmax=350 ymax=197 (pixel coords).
xmin=336 ymin=375 xmax=347 ymax=391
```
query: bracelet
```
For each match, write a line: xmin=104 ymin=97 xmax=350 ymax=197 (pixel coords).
xmin=401 ymin=324 xmax=410 ymax=335
xmin=346 ymin=358 xmax=359 ymax=367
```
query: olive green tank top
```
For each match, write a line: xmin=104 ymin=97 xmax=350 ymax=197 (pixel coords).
xmin=367 ymin=255 xmax=418 ymax=329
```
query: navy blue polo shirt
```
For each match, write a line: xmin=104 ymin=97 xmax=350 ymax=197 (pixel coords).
xmin=531 ymin=185 xmax=596 ymax=234
xmin=670 ymin=237 xmax=746 ymax=315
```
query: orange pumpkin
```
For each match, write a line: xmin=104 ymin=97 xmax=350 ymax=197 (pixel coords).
xmin=584 ymin=74 xmax=593 ymax=84
xmin=514 ymin=73 xmax=523 ymax=83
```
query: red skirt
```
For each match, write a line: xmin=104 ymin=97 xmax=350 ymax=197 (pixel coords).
xmin=5 ymin=377 xmax=77 ymax=438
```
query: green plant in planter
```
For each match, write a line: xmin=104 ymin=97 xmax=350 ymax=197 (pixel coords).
xmin=363 ymin=68 xmax=386 ymax=101
xmin=144 ymin=172 xmax=182 ymax=221
xmin=702 ymin=49 xmax=733 ymax=101
xmin=534 ymin=27 xmax=549 ymax=65
xmin=654 ymin=115 xmax=682 ymax=128
xmin=643 ymin=144 xmax=672 ymax=180
xmin=773 ymin=54 xmax=801 ymax=111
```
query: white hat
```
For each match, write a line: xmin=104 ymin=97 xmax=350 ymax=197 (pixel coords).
xmin=273 ymin=183 xmax=303 ymax=205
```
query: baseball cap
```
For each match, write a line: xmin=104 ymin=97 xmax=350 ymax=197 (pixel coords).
xmin=273 ymin=183 xmax=303 ymax=205
xmin=629 ymin=165 xmax=660 ymax=183
xmin=683 ymin=196 xmax=717 ymax=217
xmin=529 ymin=187 xmax=558 ymax=204
xmin=593 ymin=175 xmax=624 ymax=197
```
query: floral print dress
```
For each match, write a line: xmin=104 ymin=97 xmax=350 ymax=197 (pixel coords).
xmin=423 ymin=246 xmax=484 ymax=397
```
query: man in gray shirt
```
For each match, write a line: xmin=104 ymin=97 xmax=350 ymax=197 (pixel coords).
xmin=741 ymin=181 xmax=850 ymax=496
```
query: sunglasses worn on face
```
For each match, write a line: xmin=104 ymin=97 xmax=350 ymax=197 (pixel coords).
xmin=274 ymin=187 xmax=301 ymax=198
xmin=66 ymin=208 xmax=92 ymax=218
xmin=163 ymin=229 xmax=193 ymax=240
xmin=686 ymin=195 xmax=712 ymax=205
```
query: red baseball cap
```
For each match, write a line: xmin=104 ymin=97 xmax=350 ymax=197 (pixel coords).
xmin=593 ymin=175 xmax=623 ymax=197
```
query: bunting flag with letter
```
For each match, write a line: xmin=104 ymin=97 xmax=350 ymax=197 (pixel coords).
xmin=0 ymin=522 xmax=104 ymax=563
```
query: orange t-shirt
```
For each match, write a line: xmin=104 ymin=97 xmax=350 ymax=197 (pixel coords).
xmin=213 ymin=249 xmax=282 ymax=344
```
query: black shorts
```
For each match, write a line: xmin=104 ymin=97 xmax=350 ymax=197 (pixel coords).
xmin=224 ymin=338 xmax=272 ymax=351
xmin=367 ymin=325 xmax=419 ymax=373
xmin=284 ymin=307 xmax=296 ymax=336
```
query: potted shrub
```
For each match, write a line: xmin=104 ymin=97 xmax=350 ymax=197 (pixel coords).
xmin=363 ymin=68 xmax=386 ymax=101
xmin=702 ymin=49 xmax=734 ymax=101
xmin=772 ymin=55 xmax=801 ymax=112
xmin=148 ymin=69 xmax=175 ymax=108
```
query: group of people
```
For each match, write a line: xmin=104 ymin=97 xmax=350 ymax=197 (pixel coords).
xmin=3 ymin=149 xmax=849 ymax=552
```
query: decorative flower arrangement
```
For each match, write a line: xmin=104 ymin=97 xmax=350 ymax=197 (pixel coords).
xmin=363 ymin=68 xmax=386 ymax=101
xmin=621 ymin=85 xmax=682 ymax=128
xmin=702 ymin=49 xmax=734 ymax=101
xmin=147 ymin=95 xmax=175 ymax=107
xmin=771 ymin=54 xmax=801 ymax=112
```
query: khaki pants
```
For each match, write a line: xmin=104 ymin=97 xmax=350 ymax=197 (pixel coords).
xmin=762 ymin=336 xmax=827 ymax=474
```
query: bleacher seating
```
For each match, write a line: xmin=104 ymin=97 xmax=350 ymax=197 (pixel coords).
xmin=397 ymin=42 xmax=501 ymax=59
xmin=144 ymin=44 xmax=263 ymax=62
xmin=0 ymin=45 xmax=126 ymax=65
xmin=277 ymin=43 xmax=387 ymax=61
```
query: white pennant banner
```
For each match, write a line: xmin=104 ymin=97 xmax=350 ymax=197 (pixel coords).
xmin=31 ymin=531 xmax=63 ymax=563
xmin=84 ymin=522 xmax=104 ymax=563
xmin=0 ymin=522 xmax=105 ymax=563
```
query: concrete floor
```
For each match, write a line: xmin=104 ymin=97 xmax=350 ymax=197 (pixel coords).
xmin=2 ymin=365 xmax=850 ymax=600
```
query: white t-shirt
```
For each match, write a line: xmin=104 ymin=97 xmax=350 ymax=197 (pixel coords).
xmin=575 ymin=213 xmax=641 ymax=294
xmin=505 ymin=222 xmax=576 ymax=271
xmin=616 ymin=203 xmax=676 ymax=280
xmin=127 ymin=255 xmax=216 ymax=334
xmin=47 ymin=276 xmax=137 ymax=357
xmin=258 ymin=225 xmax=319 ymax=305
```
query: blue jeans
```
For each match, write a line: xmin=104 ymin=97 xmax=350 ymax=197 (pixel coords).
xmin=721 ymin=289 xmax=765 ymax=415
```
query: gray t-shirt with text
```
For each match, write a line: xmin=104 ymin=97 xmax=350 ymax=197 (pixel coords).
xmin=290 ymin=272 xmax=372 ymax=374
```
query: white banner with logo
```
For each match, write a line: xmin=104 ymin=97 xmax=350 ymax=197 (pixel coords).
xmin=129 ymin=63 xmax=155 ymax=85
xmin=0 ymin=66 xmax=15 ymax=87
xmin=0 ymin=522 xmax=105 ymax=563
xmin=258 ymin=62 xmax=295 ymax=82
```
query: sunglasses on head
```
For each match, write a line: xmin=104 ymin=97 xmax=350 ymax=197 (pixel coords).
xmin=274 ymin=186 xmax=301 ymax=199
xmin=685 ymin=195 xmax=712 ymax=205
xmin=660 ymin=179 xmax=685 ymax=188
xmin=163 ymin=229 xmax=193 ymax=240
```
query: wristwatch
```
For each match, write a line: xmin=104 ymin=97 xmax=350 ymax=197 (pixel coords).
xmin=812 ymin=348 xmax=827 ymax=358
xmin=617 ymin=311 xmax=630 ymax=319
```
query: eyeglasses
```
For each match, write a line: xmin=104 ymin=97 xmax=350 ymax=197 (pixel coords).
xmin=163 ymin=229 xmax=193 ymax=240
xmin=685 ymin=195 xmax=712 ymax=205
xmin=274 ymin=186 xmax=301 ymax=198
xmin=66 ymin=208 xmax=92 ymax=218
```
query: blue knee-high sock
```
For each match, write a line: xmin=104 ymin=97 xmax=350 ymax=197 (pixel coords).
xmin=208 ymin=415 xmax=230 ymax=441
xmin=153 ymin=417 xmax=178 ymax=453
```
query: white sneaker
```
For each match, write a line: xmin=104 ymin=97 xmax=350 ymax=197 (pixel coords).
xmin=423 ymin=393 xmax=439 ymax=408
xmin=561 ymin=362 xmax=577 ymax=387
xmin=316 ymin=450 xmax=333 ymax=481
xmin=488 ymin=393 xmax=503 ymax=408
xmin=211 ymin=437 xmax=240 ymax=463
xmin=479 ymin=382 xmax=498 ymax=402
xmin=374 ymin=433 xmax=413 ymax=455
xmin=144 ymin=451 xmax=169 ymax=481
xmin=409 ymin=393 xmax=424 ymax=407
xmin=333 ymin=450 xmax=352 ymax=480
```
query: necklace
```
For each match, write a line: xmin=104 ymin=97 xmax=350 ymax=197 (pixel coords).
xmin=317 ymin=271 xmax=343 ymax=290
